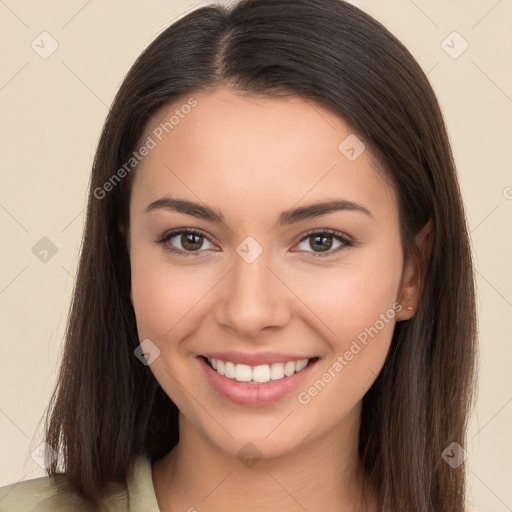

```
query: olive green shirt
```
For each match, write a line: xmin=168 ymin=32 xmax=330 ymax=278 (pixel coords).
xmin=0 ymin=454 xmax=160 ymax=511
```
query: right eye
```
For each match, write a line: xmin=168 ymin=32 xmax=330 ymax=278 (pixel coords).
xmin=156 ymin=228 xmax=216 ymax=256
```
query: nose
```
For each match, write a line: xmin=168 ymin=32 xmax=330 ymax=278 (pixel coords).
xmin=214 ymin=247 xmax=292 ymax=339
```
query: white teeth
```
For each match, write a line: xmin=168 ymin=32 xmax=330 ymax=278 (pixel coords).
xmin=284 ymin=361 xmax=296 ymax=377
xmin=296 ymin=359 xmax=307 ymax=371
xmin=207 ymin=357 xmax=310 ymax=383
xmin=253 ymin=364 xmax=271 ymax=383
xmin=270 ymin=363 xmax=285 ymax=380
xmin=225 ymin=361 xmax=236 ymax=379
xmin=235 ymin=364 xmax=252 ymax=382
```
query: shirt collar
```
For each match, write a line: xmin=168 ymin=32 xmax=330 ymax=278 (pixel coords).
xmin=127 ymin=453 xmax=161 ymax=511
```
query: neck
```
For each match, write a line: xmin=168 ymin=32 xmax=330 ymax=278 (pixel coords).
xmin=152 ymin=406 xmax=379 ymax=512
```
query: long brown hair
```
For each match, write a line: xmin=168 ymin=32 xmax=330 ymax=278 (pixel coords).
xmin=40 ymin=0 xmax=478 ymax=510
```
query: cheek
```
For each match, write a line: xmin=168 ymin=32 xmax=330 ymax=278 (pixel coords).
xmin=290 ymin=248 xmax=402 ymax=404
xmin=130 ymin=242 xmax=226 ymax=351
xmin=292 ymin=243 xmax=403 ymax=364
xmin=291 ymin=246 xmax=402 ymax=413
xmin=131 ymin=258 xmax=201 ymax=341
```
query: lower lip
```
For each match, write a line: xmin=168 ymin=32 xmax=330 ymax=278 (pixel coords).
xmin=198 ymin=356 xmax=318 ymax=407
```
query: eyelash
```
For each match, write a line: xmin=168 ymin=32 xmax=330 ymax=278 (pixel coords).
xmin=155 ymin=228 xmax=353 ymax=258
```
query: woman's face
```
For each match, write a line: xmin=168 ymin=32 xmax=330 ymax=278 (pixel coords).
xmin=128 ymin=87 xmax=413 ymax=459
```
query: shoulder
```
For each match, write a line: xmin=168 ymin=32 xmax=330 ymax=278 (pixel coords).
xmin=0 ymin=468 xmax=129 ymax=512
xmin=0 ymin=454 xmax=158 ymax=512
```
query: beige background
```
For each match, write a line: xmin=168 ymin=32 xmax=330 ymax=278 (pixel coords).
xmin=0 ymin=0 xmax=511 ymax=510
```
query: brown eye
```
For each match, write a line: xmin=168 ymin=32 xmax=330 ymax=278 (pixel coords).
xmin=310 ymin=234 xmax=334 ymax=252
xmin=179 ymin=232 xmax=204 ymax=251
xmin=157 ymin=229 xmax=215 ymax=256
xmin=294 ymin=230 xmax=352 ymax=257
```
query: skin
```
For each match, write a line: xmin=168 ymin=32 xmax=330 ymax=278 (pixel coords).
xmin=128 ymin=87 xmax=432 ymax=512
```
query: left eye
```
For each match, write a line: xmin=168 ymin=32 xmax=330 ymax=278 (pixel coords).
xmin=294 ymin=230 xmax=352 ymax=257
xmin=156 ymin=229 xmax=352 ymax=257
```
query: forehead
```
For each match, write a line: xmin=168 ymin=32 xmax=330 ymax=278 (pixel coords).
xmin=130 ymin=87 xmax=397 ymax=224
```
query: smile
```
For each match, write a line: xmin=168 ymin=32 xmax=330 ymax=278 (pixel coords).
xmin=198 ymin=354 xmax=319 ymax=407
xmin=206 ymin=357 xmax=310 ymax=384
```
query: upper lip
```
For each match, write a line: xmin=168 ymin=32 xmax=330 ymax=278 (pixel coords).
xmin=200 ymin=351 xmax=316 ymax=366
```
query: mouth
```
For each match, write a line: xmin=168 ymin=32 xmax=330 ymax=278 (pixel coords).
xmin=197 ymin=355 xmax=319 ymax=407
xmin=201 ymin=355 xmax=317 ymax=384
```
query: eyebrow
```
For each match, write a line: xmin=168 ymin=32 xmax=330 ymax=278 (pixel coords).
xmin=144 ymin=196 xmax=372 ymax=225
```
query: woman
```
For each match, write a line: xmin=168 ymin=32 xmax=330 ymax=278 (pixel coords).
xmin=0 ymin=0 xmax=477 ymax=510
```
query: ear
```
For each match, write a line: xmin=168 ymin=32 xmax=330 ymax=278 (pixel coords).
xmin=396 ymin=219 xmax=433 ymax=321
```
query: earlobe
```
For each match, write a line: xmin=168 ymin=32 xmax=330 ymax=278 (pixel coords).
xmin=396 ymin=284 xmax=418 ymax=322
xmin=396 ymin=219 xmax=433 ymax=321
